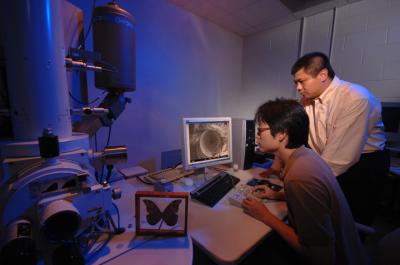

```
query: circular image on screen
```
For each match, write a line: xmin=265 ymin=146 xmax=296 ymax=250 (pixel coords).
xmin=189 ymin=122 xmax=229 ymax=162
xmin=199 ymin=129 xmax=224 ymax=157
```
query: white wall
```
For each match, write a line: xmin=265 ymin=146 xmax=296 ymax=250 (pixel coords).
xmin=69 ymin=0 xmax=243 ymax=170
xmin=240 ymin=21 xmax=301 ymax=119
xmin=242 ymin=0 xmax=400 ymax=114
xmin=332 ymin=0 xmax=400 ymax=102
xmin=59 ymin=0 xmax=400 ymax=171
xmin=301 ymin=10 xmax=333 ymax=56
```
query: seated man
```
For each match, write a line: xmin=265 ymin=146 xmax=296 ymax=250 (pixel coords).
xmin=242 ymin=98 xmax=367 ymax=265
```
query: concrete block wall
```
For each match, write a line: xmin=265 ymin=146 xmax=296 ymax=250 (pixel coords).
xmin=332 ymin=0 xmax=400 ymax=102
xmin=242 ymin=0 xmax=400 ymax=110
xmin=239 ymin=21 xmax=300 ymax=118
xmin=302 ymin=9 xmax=333 ymax=56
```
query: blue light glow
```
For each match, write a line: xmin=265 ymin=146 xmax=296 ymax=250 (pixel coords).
xmin=46 ymin=0 xmax=52 ymax=38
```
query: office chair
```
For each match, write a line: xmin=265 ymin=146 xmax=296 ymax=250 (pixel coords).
xmin=355 ymin=222 xmax=400 ymax=265
xmin=355 ymin=222 xmax=376 ymax=235
xmin=376 ymin=227 xmax=400 ymax=265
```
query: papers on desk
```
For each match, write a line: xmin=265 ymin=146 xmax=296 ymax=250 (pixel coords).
xmin=119 ymin=166 xmax=148 ymax=179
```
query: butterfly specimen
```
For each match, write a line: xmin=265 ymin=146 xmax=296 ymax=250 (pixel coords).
xmin=143 ymin=199 xmax=182 ymax=228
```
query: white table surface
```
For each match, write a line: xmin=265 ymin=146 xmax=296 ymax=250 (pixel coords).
xmin=185 ymin=167 xmax=287 ymax=265
xmin=88 ymin=177 xmax=193 ymax=265
xmin=96 ymin=167 xmax=287 ymax=265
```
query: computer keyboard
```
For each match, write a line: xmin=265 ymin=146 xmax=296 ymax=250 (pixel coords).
xmin=144 ymin=167 xmax=195 ymax=183
xmin=228 ymin=183 xmax=258 ymax=207
xmin=190 ymin=172 xmax=240 ymax=207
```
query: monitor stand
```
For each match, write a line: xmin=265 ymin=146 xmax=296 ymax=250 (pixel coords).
xmin=193 ymin=167 xmax=220 ymax=183
xmin=194 ymin=168 xmax=206 ymax=175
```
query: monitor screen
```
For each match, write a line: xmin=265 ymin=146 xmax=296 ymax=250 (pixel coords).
xmin=382 ymin=102 xmax=400 ymax=133
xmin=182 ymin=117 xmax=232 ymax=170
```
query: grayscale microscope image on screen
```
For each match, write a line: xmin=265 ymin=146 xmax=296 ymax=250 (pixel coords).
xmin=188 ymin=122 xmax=229 ymax=163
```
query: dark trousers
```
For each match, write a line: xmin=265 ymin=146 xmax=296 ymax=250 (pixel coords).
xmin=337 ymin=149 xmax=390 ymax=226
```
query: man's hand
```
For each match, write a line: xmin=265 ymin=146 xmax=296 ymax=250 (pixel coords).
xmin=242 ymin=197 xmax=274 ymax=224
xmin=252 ymin=185 xmax=281 ymax=199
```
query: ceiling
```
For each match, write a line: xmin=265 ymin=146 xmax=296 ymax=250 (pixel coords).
xmin=167 ymin=0 xmax=362 ymax=36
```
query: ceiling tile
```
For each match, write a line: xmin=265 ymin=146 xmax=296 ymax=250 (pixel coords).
xmin=236 ymin=0 xmax=292 ymax=27
xmin=211 ymin=0 xmax=260 ymax=12
xmin=252 ymin=14 xmax=297 ymax=33
xmin=210 ymin=13 xmax=255 ymax=35
xmin=166 ymin=0 xmax=363 ymax=37
xmin=280 ymin=0 xmax=332 ymax=12
xmin=175 ymin=0 xmax=215 ymax=19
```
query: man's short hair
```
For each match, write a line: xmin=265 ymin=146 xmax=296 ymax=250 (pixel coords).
xmin=255 ymin=98 xmax=309 ymax=149
xmin=291 ymin=52 xmax=335 ymax=79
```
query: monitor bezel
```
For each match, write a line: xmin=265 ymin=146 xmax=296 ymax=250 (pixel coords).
xmin=182 ymin=117 xmax=233 ymax=170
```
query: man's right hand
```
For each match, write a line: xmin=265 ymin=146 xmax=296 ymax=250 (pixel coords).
xmin=252 ymin=185 xmax=285 ymax=200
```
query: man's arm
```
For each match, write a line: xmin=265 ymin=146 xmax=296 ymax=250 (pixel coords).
xmin=242 ymin=197 xmax=301 ymax=251
xmin=259 ymin=155 xmax=282 ymax=178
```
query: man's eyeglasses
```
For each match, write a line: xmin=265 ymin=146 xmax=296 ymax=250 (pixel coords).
xmin=256 ymin=127 xmax=270 ymax=135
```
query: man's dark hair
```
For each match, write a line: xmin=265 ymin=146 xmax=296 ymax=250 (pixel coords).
xmin=291 ymin=52 xmax=335 ymax=79
xmin=255 ymin=98 xmax=309 ymax=149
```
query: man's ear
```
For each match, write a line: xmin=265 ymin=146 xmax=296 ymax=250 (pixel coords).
xmin=276 ymin=132 xmax=287 ymax=142
xmin=318 ymin=68 xmax=329 ymax=83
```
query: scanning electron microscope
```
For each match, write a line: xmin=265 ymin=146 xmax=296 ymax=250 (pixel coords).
xmin=0 ymin=1 xmax=135 ymax=264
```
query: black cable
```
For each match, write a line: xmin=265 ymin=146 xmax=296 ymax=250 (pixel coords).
xmin=78 ymin=0 xmax=97 ymax=49
xmin=105 ymin=164 xmax=113 ymax=184
xmin=173 ymin=161 xmax=182 ymax=168
xmin=68 ymin=90 xmax=101 ymax=106
xmin=100 ymin=162 xmax=105 ymax=184
xmin=136 ymin=176 xmax=154 ymax=185
xmin=95 ymin=171 xmax=100 ymax=183
xmin=99 ymin=126 xmax=113 ymax=183
xmin=111 ymin=202 xmax=121 ymax=229
xmin=97 ymin=223 xmax=186 ymax=265
xmin=94 ymin=133 xmax=100 ymax=182
xmin=95 ymin=132 xmax=98 ymax=151
xmin=106 ymin=125 xmax=112 ymax=147
xmin=84 ymin=232 xmax=112 ymax=264
xmin=97 ymin=236 xmax=158 ymax=265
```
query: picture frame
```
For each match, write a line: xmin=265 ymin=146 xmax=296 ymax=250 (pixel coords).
xmin=135 ymin=191 xmax=189 ymax=236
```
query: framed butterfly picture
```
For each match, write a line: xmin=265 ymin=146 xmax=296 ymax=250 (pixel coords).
xmin=135 ymin=191 xmax=189 ymax=236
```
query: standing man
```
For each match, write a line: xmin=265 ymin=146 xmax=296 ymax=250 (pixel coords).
xmin=290 ymin=52 xmax=390 ymax=226
xmin=243 ymin=98 xmax=367 ymax=265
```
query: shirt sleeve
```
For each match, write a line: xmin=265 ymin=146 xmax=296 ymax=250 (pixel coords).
xmin=285 ymin=180 xmax=336 ymax=265
xmin=321 ymin=98 xmax=370 ymax=176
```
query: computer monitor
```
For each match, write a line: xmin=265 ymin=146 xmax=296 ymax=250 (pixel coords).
xmin=382 ymin=102 xmax=400 ymax=133
xmin=182 ymin=117 xmax=233 ymax=170
xmin=382 ymin=102 xmax=400 ymax=151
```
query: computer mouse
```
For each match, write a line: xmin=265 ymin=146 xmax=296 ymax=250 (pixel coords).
xmin=181 ymin=177 xmax=194 ymax=187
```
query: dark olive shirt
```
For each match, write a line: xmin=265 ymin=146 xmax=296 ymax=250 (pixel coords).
xmin=282 ymin=146 xmax=368 ymax=265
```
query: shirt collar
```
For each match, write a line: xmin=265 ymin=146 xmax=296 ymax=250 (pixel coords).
xmin=315 ymin=76 xmax=341 ymax=104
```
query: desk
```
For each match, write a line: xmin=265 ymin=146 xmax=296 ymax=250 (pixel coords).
xmin=95 ymin=167 xmax=287 ymax=265
xmin=187 ymin=167 xmax=287 ymax=265
xmin=88 ymin=179 xmax=193 ymax=265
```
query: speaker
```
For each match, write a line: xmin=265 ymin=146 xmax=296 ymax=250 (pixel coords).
xmin=232 ymin=118 xmax=256 ymax=170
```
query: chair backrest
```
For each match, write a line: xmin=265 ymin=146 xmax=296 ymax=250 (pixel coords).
xmin=161 ymin=149 xmax=181 ymax=169
xmin=377 ymin=227 xmax=400 ymax=265
xmin=355 ymin=222 xmax=376 ymax=235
